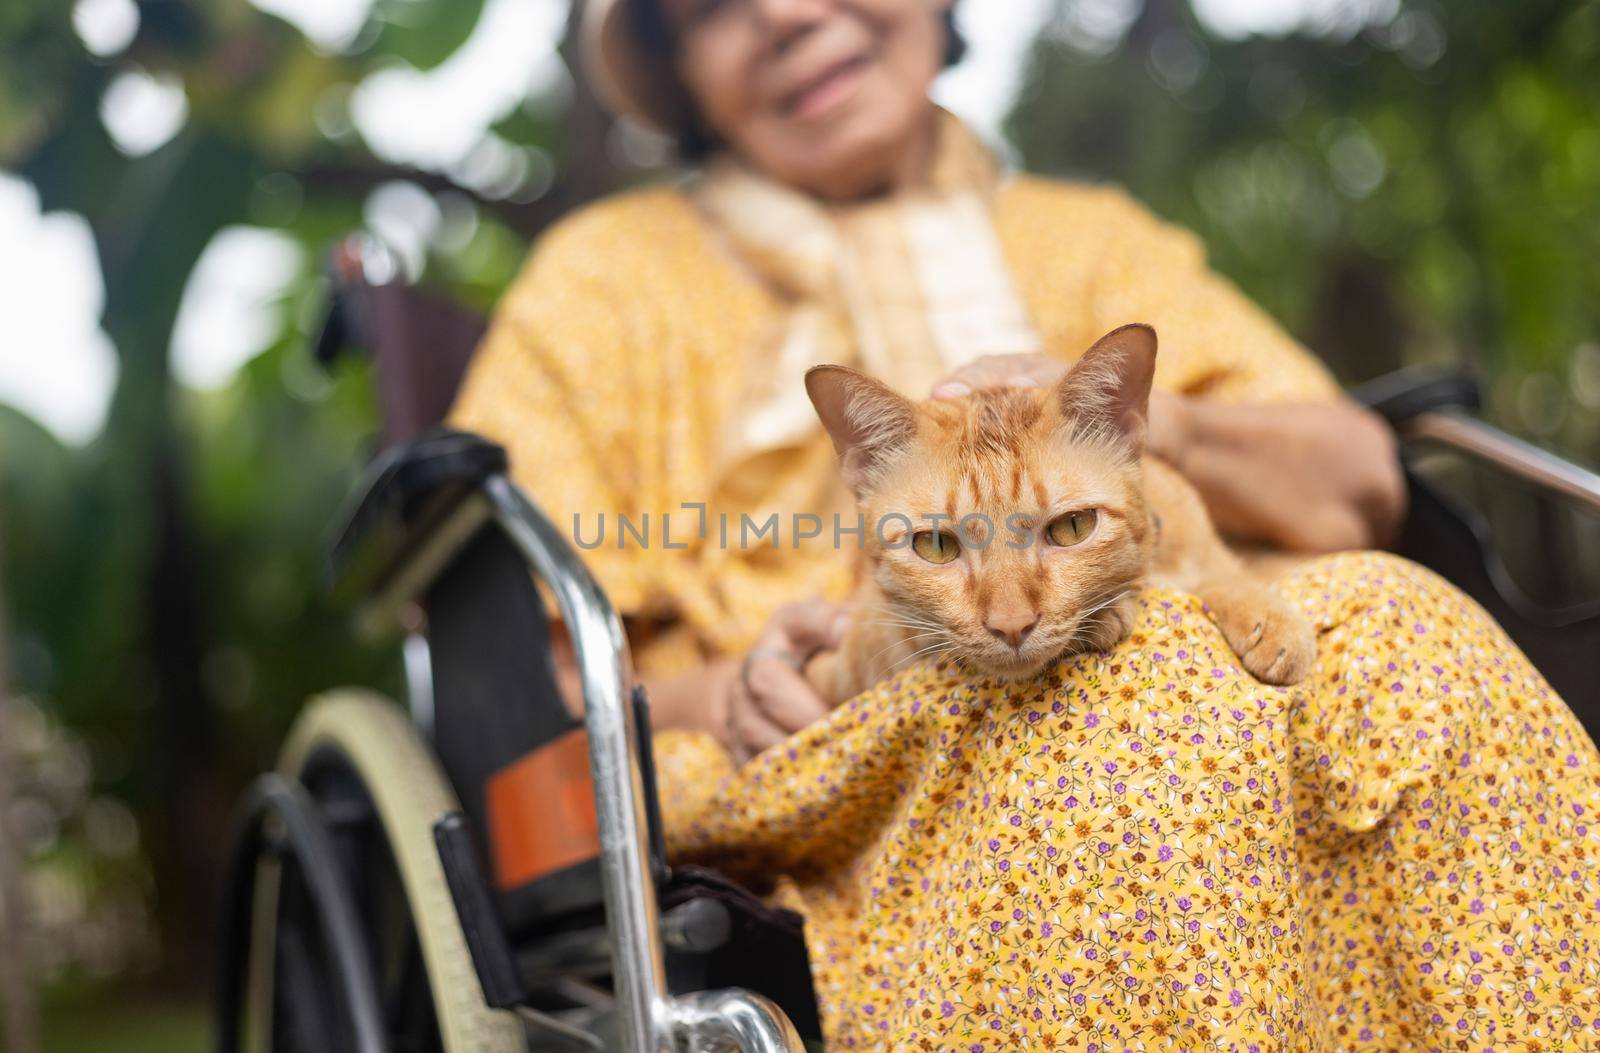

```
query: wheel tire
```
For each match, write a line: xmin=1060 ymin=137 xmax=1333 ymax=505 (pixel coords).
xmin=266 ymin=689 xmax=526 ymax=1053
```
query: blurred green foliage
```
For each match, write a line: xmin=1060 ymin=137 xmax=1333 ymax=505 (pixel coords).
xmin=1010 ymin=0 xmax=1600 ymax=458
xmin=0 ymin=0 xmax=1596 ymax=1045
xmin=0 ymin=0 xmax=570 ymax=1027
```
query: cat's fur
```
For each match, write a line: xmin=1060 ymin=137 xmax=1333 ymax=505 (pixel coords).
xmin=803 ymin=323 xmax=1315 ymax=705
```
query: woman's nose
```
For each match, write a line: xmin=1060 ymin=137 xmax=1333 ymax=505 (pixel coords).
xmin=749 ymin=0 xmax=833 ymax=38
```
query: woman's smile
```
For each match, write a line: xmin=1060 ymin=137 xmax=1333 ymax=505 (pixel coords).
xmin=781 ymin=53 xmax=871 ymax=121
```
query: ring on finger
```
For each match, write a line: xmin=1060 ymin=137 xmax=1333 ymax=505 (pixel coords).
xmin=741 ymin=646 xmax=805 ymax=693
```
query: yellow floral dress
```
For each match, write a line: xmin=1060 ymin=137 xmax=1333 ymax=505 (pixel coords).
xmin=450 ymin=178 xmax=1600 ymax=1051
xmin=656 ymin=555 xmax=1600 ymax=1051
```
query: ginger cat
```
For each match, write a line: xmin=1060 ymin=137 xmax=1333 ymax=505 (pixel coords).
xmin=803 ymin=323 xmax=1315 ymax=705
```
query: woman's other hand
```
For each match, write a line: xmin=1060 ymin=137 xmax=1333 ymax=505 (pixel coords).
xmin=717 ymin=599 xmax=852 ymax=765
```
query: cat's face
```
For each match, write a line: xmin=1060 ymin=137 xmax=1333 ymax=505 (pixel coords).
xmin=857 ymin=392 xmax=1154 ymax=677
xmin=807 ymin=325 xmax=1158 ymax=679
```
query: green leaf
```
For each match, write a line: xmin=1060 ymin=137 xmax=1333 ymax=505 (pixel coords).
xmin=370 ymin=0 xmax=488 ymax=71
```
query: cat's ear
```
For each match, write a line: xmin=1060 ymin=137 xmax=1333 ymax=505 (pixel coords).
xmin=1054 ymin=323 xmax=1158 ymax=457
xmin=805 ymin=365 xmax=918 ymax=492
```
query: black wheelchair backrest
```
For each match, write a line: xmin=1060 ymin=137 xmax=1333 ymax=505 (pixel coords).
xmin=316 ymin=235 xmax=486 ymax=447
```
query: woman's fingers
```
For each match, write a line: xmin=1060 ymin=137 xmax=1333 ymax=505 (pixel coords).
xmin=932 ymin=358 xmax=1011 ymax=398
xmin=726 ymin=686 xmax=789 ymax=763
xmin=931 ymin=353 xmax=1068 ymax=399
xmin=743 ymin=656 xmax=830 ymax=733
xmin=930 ymin=379 xmax=973 ymax=399
xmin=720 ymin=597 xmax=852 ymax=762
xmin=768 ymin=599 xmax=852 ymax=653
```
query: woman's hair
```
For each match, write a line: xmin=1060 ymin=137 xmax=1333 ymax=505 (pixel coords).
xmin=624 ymin=1 xmax=969 ymax=159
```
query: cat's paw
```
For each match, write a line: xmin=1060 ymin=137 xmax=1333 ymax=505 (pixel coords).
xmin=1199 ymin=581 xmax=1316 ymax=686
xmin=1231 ymin=610 xmax=1315 ymax=686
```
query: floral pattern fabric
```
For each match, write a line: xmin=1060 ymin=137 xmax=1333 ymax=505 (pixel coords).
xmin=657 ymin=552 xmax=1600 ymax=1051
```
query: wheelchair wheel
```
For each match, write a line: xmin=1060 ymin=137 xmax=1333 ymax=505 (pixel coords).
xmin=248 ymin=690 xmax=526 ymax=1053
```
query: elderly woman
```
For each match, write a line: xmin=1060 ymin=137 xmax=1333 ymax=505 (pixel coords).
xmin=450 ymin=1 xmax=1600 ymax=1048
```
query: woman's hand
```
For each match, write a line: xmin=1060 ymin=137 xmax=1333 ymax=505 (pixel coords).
xmin=930 ymin=353 xmax=1066 ymax=400
xmin=930 ymin=354 xmax=1192 ymax=460
xmin=717 ymin=599 xmax=852 ymax=765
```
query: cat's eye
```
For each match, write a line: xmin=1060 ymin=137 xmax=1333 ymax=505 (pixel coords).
xmin=1045 ymin=509 xmax=1099 ymax=547
xmin=911 ymin=530 xmax=961 ymax=565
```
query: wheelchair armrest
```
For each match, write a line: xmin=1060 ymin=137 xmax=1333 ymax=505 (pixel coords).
xmin=1401 ymin=409 xmax=1600 ymax=517
xmin=1352 ymin=366 xmax=1600 ymax=515
xmin=1349 ymin=365 xmax=1480 ymax=426
xmin=326 ymin=428 xmax=508 ymax=613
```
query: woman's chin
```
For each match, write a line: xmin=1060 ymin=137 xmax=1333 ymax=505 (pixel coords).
xmin=754 ymin=107 xmax=927 ymax=199
xmin=768 ymin=149 xmax=891 ymax=200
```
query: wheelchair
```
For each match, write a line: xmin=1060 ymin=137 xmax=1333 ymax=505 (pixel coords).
xmin=215 ymin=233 xmax=1600 ymax=1053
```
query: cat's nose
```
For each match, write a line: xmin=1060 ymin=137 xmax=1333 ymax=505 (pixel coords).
xmin=985 ymin=610 xmax=1038 ymax=650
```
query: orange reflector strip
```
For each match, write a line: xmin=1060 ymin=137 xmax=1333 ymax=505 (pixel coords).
xmin=484 ymin=728 xmax=600 ymax=890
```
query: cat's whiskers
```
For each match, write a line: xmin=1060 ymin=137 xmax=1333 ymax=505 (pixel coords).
xmin=849 ymin=597 xmax=960 ymax=675
xmin=1045 ymin=585 xmax=1138 ymax=656
xmin=865 ymin=629 xmax=947 ymax=666
xmin=858 ymin=606 xmax=946 ymax=632
xmin=864 ymin=617 xmax=945 ymax=633
xmin=887 ymin=641 xmax=955 ymax=676
xmin=1079 ymin=585 xmax=1138 ymax=619
xmin=857 ymin=600 xmax=931 ymax=618
xmin=1078 ymin=611 xmax=1115 ymax=647
xmin=886 ymin=625 xmax=961 ymax=673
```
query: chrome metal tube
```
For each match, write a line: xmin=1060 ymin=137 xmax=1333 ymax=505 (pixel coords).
xmin=484 ymin=475 xmax=670 ymax=1052
xmin=666 ymin=990 xmax=807 ymax=1053
xmin=400 ymin=632 xmax=434 ymax=737
xmin=486 ymin=475 xmax=809 ymax=1052
xmin=1407 ymin=409 xmax=1600 ymax=516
